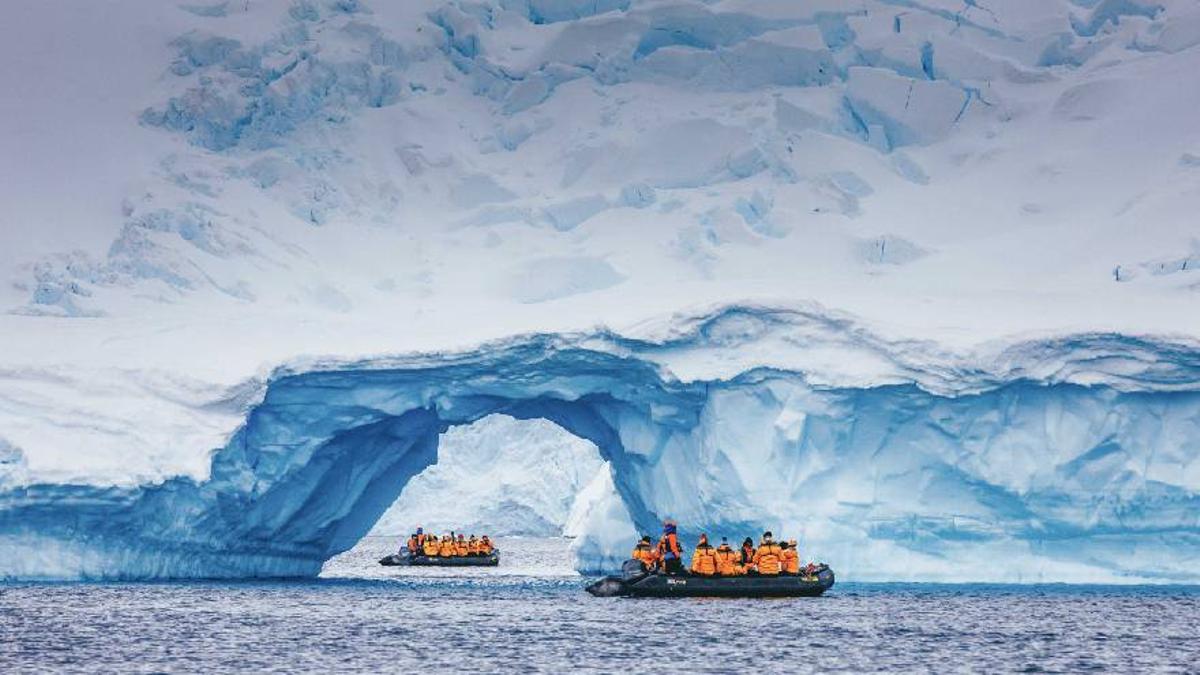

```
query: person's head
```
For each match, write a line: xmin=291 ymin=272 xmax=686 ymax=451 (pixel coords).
xmin=780 ymin=541 xmax=790 ymax=549
xmin=641 ymin=535 xmax=651 ymax=544
xmin=482 ymin=535 xmax=489 ymax=541
xmin=788 ymin=539 xmax=797 ymax=548
xmin=416 ymin=527 xmax=423 ymax=534
xmin=743 ymin=537 xmax=754 ymax=548
xmin=458 ymin=534 xmax=465 ymax=540
xmin=762 ymin=531 xmax=773 ymax=542
xmin=698 ymin=533 xmax=708 ymax=545
xmin=662 ymin=519 xmax=677 ymax=535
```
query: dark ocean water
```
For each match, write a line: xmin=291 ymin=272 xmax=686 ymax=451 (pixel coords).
xmin=1 ymin=538 xmax=1197 ymax=673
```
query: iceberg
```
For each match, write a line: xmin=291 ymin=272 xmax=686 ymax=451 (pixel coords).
xmin=1 ymin=306 xmax=1198 ymax=582
xmin=3 ymin=0 xmax=1200 ymax=585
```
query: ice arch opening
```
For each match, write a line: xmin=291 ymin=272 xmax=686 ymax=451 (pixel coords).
xmin=369 ymin=413 xmax=611 ymax=538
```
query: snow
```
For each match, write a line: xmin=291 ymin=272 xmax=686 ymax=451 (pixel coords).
xmin=0 ymin=0 xmax=1199 ymax=581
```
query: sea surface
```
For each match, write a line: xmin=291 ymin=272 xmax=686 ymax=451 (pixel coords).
xmin=1 ymin=536 xmax=1197 ymax=673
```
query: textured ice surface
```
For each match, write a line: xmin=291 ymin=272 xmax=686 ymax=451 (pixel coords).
xmin=2 ymin=306 xmax=1199 ymax=582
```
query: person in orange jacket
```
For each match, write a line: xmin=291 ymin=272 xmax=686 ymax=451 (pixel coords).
xmin=781 ymin=539 xmax=800 ymax=575
xmin=630 ymin=535 xmax=657 ymax=570
xmin=714 ymin=537 xmax=743 ymax=576
xmin=438 ymin=534 xmax=456 ymax=557
xmin=752 ymin=531 xmax=784 ymax=576
xmin=406 ymin=532 xmax=420 ymax=554
xmin=455 ymin=533 xmax=469 ymax=556
xmin=467 ymin=535 xmax=480 ymax=555
xmin=690 ymin=534 xmax=719 ymax=576
xmin=479 ymin=535 xmax=493 ymax=556
xmin=740 ymin=537 xmax=756 ymax=570
xmin=422 ymin=534 xmax=440 ymax=557
xmin=657 ymin=520 xmax=684 ymax=575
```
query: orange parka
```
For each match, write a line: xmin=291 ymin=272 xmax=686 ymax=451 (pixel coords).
xmin=753 ymin=541 xmax=784 ymax=575
xmin=714 ymin=544 xmax=742 ymax=576
xmin=690 ymin=542 xmax=718 ymax=576
xmin=422 ymin=537 xmax=440 ymax=556
xmin=741 ymin=543 xmax=756 ymax=566
xmin=407 ymin=534 xmax=420 ymax=552
xmin=468 ymin=537 xmax=480 ymax=555
xmin=438 ymin=536 xmax=456 ymax=557
xmin=781 ymin=546 xmax=800 ymax=574
xmin=631 ymin=542 xmax=656 ymax=567
xmin=455 ymin=537 xmax=469 ymax=556
xmin=479 ymin=537 xmax=493 ymax=555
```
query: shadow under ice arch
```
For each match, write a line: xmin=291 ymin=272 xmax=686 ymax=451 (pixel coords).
xmin=4 ymin=305 xmax=1200 ymax=581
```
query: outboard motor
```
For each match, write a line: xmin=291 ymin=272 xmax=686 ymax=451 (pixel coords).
xmin=815 ymin=563 xmax=835 ymax=590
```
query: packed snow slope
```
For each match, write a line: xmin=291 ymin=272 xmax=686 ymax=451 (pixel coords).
xmin=370 ymin=414 xmax=604 ymax=537
xmin=1 ymin=1 xmax=1200 ymax=580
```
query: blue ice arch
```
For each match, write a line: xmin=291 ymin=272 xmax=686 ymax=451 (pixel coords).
xmin=2 ymin=305 xmax=1200 ymax=581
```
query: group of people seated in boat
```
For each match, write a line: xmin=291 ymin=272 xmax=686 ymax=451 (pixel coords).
xmin=404 ymin=528 xmax=494 ymax=558
xmin=631 ymin=520 xmax=820 ymax=578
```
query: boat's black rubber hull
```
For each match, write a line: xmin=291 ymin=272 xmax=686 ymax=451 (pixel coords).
xmin=378 ymin=551 xmax=500 ymax=567
xmin=587 ymin=566 xmax=834 ymax=598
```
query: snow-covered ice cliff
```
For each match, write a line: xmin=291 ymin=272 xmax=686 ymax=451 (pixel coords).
xmin=2 ymin=305 xmax=1199 ymax=581
xmin=1 ymin=0 xmax=1199 ymax=580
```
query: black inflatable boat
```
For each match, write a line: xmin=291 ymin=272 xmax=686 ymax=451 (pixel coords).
xmin=378 ymin=547 xmax=500 ymax=567
xmin=586 ymin=560 xmax=834 ymax=598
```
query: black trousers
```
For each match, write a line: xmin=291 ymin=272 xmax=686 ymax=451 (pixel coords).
xmin=663 ymin=558 xmax=684 ymax=575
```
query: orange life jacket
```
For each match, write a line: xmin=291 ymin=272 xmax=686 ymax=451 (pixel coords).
xmin=479 ymin=538 xmax=493 ymax=555
xmin=407 ymin=535 xmax=419 ymax=552
xmin=438 ymin=538 xmax=456 ymax=557
xmin=658 ymin=532 xmax=681 ymax=560
xmin=422 ymin=538 xmax=440 ymax=556
xmin=754 ymin=542 xmax=783 ymax=575
xmin=631 ymin=543 xmax=655 ymax=566
xmin=741 ymin=544 xmax=755 ymax=565
xmin=714 ymin=546 xmax=742 ymax=576
xmin=690 ymin=544 xmax=718 ymax=576
xmin=781 ymin=547 xmax=800 ymax=574
xmin=455 ymin=538 xmax=469 ymax=556
xmin=468 ymin=538 xmax=480 ymax=554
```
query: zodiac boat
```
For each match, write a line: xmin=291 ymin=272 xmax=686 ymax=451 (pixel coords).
xmin=586 ymin=560 xmax=834 ymax=598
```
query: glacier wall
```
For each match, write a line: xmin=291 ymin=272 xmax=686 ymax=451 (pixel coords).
xmin=2 ymin=306 xmax=1200 ymax=581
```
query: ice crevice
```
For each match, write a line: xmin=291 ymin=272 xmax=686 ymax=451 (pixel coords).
xmin=2 ymin=304 xmax=1200 ymax=582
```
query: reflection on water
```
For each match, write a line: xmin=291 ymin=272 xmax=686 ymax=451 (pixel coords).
xmin=2 ymin=537 xmax=1197 ymax=673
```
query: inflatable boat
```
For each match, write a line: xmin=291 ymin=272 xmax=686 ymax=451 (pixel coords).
xmin=586 ymin=560 xmax=834 ymax=598
xmin=378 ymin=547 xmax=500 ymax=567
